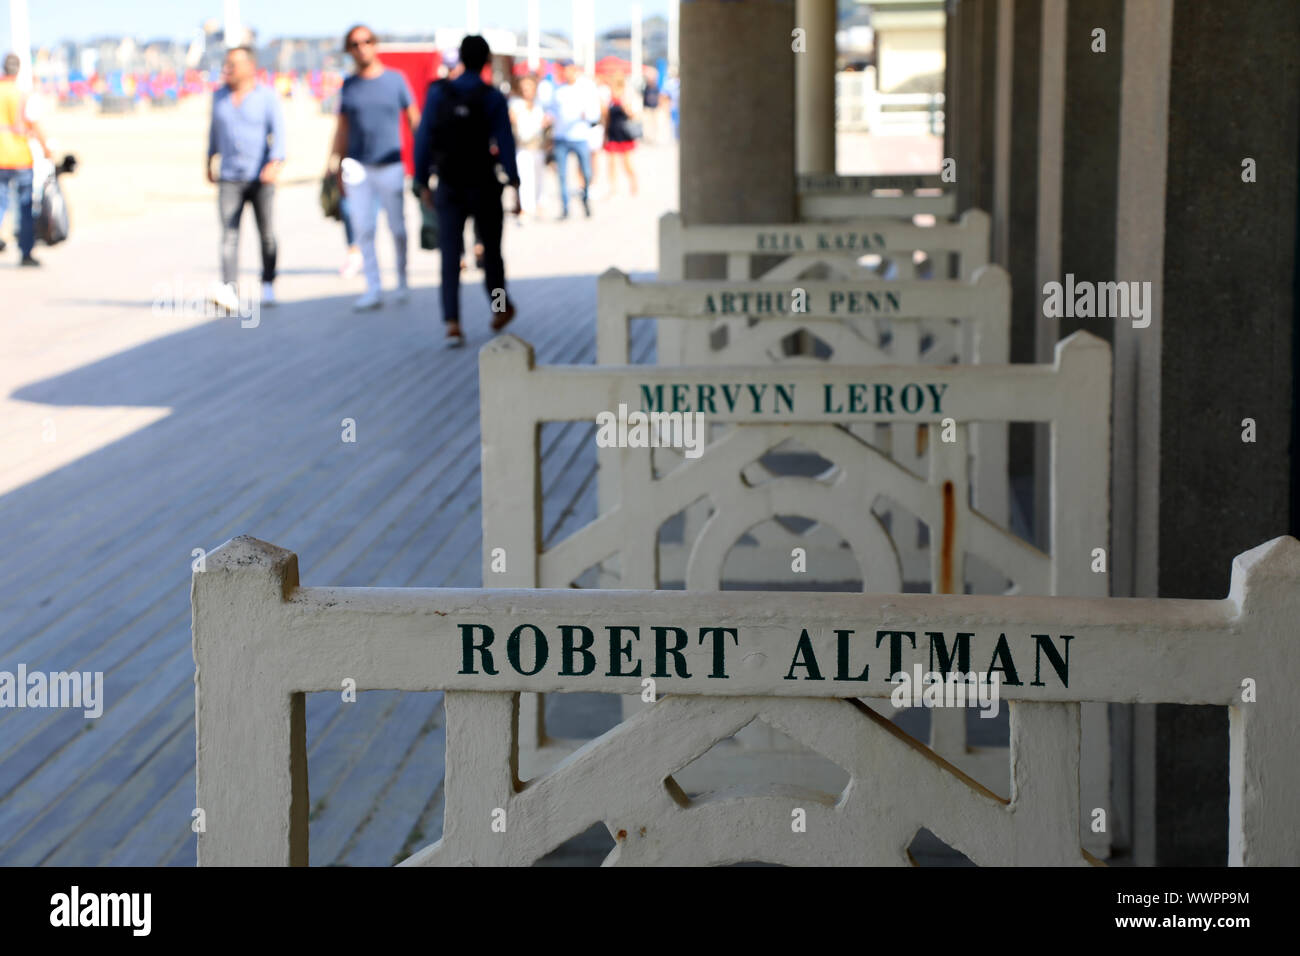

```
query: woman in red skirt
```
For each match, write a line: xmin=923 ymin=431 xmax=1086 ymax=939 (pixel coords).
xmin=602 ymin=74 xmax=639 ymax=197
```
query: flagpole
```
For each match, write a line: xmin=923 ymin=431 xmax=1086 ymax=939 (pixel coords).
xmin=9 ymin=0 xmax=32 ymax=90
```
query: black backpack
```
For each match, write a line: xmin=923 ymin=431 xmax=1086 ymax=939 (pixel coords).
xmin=427 ymin=78 xmax=494 ymax=186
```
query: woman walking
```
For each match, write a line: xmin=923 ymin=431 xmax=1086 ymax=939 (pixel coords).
xmin=509 ymin=74 xmax=547 ymax=221
xmin=601 ymin=74 xmax=638 ymax=197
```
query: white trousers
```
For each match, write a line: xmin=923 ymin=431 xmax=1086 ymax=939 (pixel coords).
xmin=347 ymin=160 xmax=407 ymax=294
xmin=515 ymin=148 xmax=547 ymax=215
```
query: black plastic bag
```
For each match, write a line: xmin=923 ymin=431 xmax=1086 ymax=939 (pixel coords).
xmin=35 ymin=171 xmax=69 ymax=245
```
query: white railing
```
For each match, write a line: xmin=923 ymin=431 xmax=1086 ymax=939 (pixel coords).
xmin=594 ymin=266 xmax=1012 ymax=586
xmin=192 ymin=531 xmax=1300 ymax=866
xmin=836 ymin=70 xmax=945 ymax=136
xmin=797 ymin=173 xmax=957 ymax=219
xmin=479 ymin=332 xmax=1111 ymax=853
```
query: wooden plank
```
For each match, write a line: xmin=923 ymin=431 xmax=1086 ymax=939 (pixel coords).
xmin=308 ymin=691 xmax=442 ymax=865
xmin=337 ymin=722 xmax=446 ymax=866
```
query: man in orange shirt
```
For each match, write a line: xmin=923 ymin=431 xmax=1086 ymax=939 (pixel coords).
xmin=0 ymin=53 xmax=51 ymax=267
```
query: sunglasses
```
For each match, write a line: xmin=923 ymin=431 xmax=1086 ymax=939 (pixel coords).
xmin=348 ymin=37 xmax=376 ymax=50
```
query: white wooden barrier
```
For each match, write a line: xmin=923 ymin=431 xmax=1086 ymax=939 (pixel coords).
xmin=594 ymin=266 xmax=1012 ymax=587
xmin=193 ymin=532 xmax=1300 ymax=866
xmin=836 ymin=70 xmax=946 ymax=137
xmin=655 ymin=211 xmax=993 ymax=433
xmin=479 ymin=332 xmax=1111 ymax=853
xmin=797 ymin=173 xmax=957 ymax=219
xmin=658 ymin=209 xmax=990 ymax=292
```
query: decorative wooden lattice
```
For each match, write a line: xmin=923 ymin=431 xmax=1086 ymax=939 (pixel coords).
xmin=595 ymin=265 xmax=1011 ymax=588
xmin=192 ymin=535 xmax=1300 ymax=866
xmin=479 ymin=332 xmax=1111 ymax=854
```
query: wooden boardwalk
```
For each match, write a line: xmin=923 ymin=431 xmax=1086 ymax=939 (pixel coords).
xmin=0 ymin=154 xmax=673 ymax=866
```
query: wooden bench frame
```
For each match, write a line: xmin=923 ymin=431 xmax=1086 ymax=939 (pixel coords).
xmin=478 ymin=332 xmax=1112 ymax=855
xmin=595 ymin=265 xmax=1013 ymax=587
xmin=193 ymin=532 xmax=1300 ymax=866
xmin=797 ymin=172 xmax=957 ymax=219
xmin=657 ymin=210 xmax=990 ymax=372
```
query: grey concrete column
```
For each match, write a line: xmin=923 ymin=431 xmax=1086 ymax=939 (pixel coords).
xmin=952 ymin=0 xmax=995 ymax=215
xmin=1005 ymin=0 xmax=1042 ymax=490
xmin=1150 ymin=0 xmax=1298 ymax=867
xmin=795 ymin=0 xmax=836 ymax=174
xmin=943 ymin=0 xmax=957 ymax=167
xmin=680 ymin=0 xmax=796 ymax=227
xmin=1111 ymin=0 xmax=1173 ymax=867
xmin=1057 ymin=0 xmax=1124 ymax=345
xmin=680 ymin=0 xmax=796 ymax=279
xmin=1031 ymin=0 xmax=1065 ymax=550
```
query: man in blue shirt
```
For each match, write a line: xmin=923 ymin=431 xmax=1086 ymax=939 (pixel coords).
xmin=207 ymin=45 xmax=285 ymax=311
xmin=414 ymin=35 xmax=520 ymax=348
xmin=330 ymin=23 xmax=421 ymax=311
xmin=544 ymin=60 xmax=600 ymax=219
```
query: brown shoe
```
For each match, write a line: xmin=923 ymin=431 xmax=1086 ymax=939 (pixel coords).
xmin=445 ymin=321 xmax=465 ymax=348
xmin=490 ymin=301 xmax=516 ymax=333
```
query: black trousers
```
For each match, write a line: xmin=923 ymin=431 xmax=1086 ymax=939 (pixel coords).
xmin=218 ymin=179 xmax=276 ymax=285
xmin=435 ymin=180 xmax=506 ymax=323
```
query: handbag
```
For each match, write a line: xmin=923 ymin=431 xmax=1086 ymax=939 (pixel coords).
xmin=320 ymin=172 xmax=342 ymax=220
xmin=419 ymin=204 xmax=440 ymax=251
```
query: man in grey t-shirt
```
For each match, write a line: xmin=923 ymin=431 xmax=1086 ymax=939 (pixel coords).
xmin=329 ymin=24 xmax=420 ymax=311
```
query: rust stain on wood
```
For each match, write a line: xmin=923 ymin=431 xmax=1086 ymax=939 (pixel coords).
xmin=940 ymin=480 xmax=956 ymax=594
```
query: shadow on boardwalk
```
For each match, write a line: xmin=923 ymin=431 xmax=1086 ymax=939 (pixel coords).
xmin=0 ymin=273 xmax=652 ymax=866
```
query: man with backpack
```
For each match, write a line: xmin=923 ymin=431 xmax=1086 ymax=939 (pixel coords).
xmin=413 ymin=35 xmax=520 ymax=349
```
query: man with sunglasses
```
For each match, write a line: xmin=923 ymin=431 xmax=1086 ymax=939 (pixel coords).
xmin=330 ymin=24 xmax=421 ymax=312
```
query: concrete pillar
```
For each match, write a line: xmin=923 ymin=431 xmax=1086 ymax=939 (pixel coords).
xmin=680 ymin=0 xmax=796 ymax=280
xmin=943 ymin=0 xmax=957 ymax=169
xmin=975 ymin=0 xmax=997 ymax=213
xmin=1004 ymin=0 xmax=1042 ymax=490
xmin=795 ymin=0 xmax=836 ymax=174
xmin=951 ymin=0 xmax=997 ymax=216
xmin=1057 ymin=0 xmax=1124 ymax=345
xmin=952 ymin=0 xmax=981 ymax=214
xmin=1031 ymin=0 xmax=1065 ymax=551
xmin=1150 ymin=0 xmax=1297 ymax=867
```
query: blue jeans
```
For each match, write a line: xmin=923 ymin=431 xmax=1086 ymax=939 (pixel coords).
xmin=553 ymin=138 xmax=591 ymax=215
xmin=0 ymin=167 xmax=35 ymax=257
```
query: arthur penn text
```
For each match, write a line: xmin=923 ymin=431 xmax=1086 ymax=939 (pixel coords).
xmin=456 ymin=624 xmax=1073 ymax=688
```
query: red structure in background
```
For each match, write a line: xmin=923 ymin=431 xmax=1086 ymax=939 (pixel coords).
xmin=375 ymin=46 xmax=443 ymax=176
xmin=373 ymin=47 xmax=502 ymax=176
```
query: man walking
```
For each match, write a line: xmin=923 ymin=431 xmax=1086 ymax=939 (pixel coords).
xmin=414 ymin=34 xmax=520 ymax=348
xmin=207 ymin=46 xmax=284 ymax=311
xmin=0 ymin=52 xmax=51 ymax=267
xmin=330 ymin=24 xmax=420 ymax=311
xmin=545 ymin=60 xmax=600 ymax=219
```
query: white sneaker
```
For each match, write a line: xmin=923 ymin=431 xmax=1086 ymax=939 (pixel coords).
xmin=209 ymin=281 xmax=240 ymax=314
xmin=261 ymin=282 xmax=276 ymax=306
xmin=339 ymin=250 xmax=362 ymax=278
xmin=393 ymin=284 xmax=410 ymax=305
xmin=353 ymin=290 xmax=383 ymax=312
